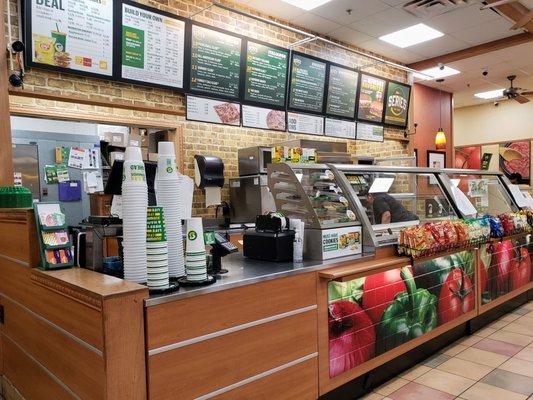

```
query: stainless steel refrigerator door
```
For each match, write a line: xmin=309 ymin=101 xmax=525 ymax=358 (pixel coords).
xmin=12 ymin=143 xmax=40 ymax=200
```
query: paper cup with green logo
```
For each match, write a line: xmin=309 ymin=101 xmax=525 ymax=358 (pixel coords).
xmin=51 ymin=30 xmax=67 ymax=52
xmin=185 ymin=218 xmax=205 ymax=254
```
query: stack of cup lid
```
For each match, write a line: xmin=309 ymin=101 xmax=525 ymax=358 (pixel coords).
xmin=122 ymin=147 xmax=148 ymax=284
xmin=154 ymin=142 xmax=185 ymax=279
xmin=185 ymin=217 xmax=207 ymax=282
xmin=146 ymin=206 xmax=169 ymax=290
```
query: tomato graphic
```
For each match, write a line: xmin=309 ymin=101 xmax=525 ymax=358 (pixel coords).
xmin=328 ymin=300 xmax=375 ymax=377
xmin=438 ymin=268 xmax=475 ymax=325
xmin=362 ymin=268 xmax=408 ymax=325
xmin=491 ymin=240 xmax=513 ymax=295
xmin=479 ymin=244 xmax=491 ymax=293
xmin=510 ymin=246 xmax=532 ymax=291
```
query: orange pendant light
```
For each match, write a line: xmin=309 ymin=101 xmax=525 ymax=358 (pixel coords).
xmin=435 ymin=80 xmax=446 ymax=150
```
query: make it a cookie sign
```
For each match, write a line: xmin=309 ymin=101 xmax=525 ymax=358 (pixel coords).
xmin=384 ymin=82 xmax=411 ymax=127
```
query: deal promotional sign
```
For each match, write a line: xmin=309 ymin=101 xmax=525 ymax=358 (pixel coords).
xmin=328 ymin=250 xmax=475 ymax=378
xmin=28 ymin=0 xmax=113 ymax=76
xmin=384 ymin=82 xmax=410 ymax=127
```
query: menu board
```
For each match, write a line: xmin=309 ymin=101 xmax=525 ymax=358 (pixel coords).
xmin=121 ymin=3 xmax=185 ymax=89
xmin=190 ymin=24 xmax=242 ymax=99
xmin=356 ymin=123 xmax=384 ymax=142
xmin=326 ymin=66 xmax=358 ymax=119
xmin=384 ymin=82 xmax=411 ymax=127
xmin=186 ymin=95 xmax=241 ymax=126
xmin=357 ymin=74 xmax=386 ymax=123
xmin=244 ymin=41 xmax=289 ymax=108
xmin=242 ymin=105 xmax=286 ymax=131
xmin=325 ymin=118 xmax=356 ymax=139
xmin=27 ymin=0 xmax=113 ymax=76
xmin=287 ymin=112 xmax=324 ymax=135
xmin=289 ymin=54 xmax=327 ymax=113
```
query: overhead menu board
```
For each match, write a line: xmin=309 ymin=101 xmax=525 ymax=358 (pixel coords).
xmin=384 ymin=81 xmax=411 ymax=127
xmin=120 ymin=3 xmax=186 ymax=89
xmin=289 ymin=53 xmax=327 ymax=113
xmin=244 ymin=41 xmax=289 ymax=108
xmin=356 ymin=123 xmax=384 ymax=142
xmin=325 ymin=118 xmax=356 ymax=139
xmin=326 ymin=65 xmax=358 ymax=119
xmin=242 ymin=105 xmax=286 ymax=131
xmin=26 ymin=0 xmax=113 ymax=77
xmin=288 ymin=112 xmax=324 ymax=135
xmin=186 ymin=95 xmax=241 ymax=126
xmin=189 ymin=24 xmax=242 ymax=99
xmin=357 ymin=74 xmax=386 ymax=123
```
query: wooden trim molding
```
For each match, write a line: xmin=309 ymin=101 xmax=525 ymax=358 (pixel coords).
xmin=0 ymin=0 xmax=14 ymax=185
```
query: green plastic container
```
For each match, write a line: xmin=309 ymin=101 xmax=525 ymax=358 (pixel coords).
xmin=0 ymin=186 xmax=33 ymax=208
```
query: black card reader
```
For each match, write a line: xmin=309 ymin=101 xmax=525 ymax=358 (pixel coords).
xmin=209 ymin=232 xmax=238 ymax=276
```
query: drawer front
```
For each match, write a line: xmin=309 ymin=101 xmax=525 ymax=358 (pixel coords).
xmin=146 ymin=272 xmax=316 ymax=349
xmin=148 ymin=309 xmax=317 ymax=400
xmin=212 ymin=358 xmax=318 ymax=400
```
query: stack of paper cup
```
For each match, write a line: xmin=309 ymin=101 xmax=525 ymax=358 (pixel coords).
xmin=154 ymin=142 xmax=185 ymax=278
xmin=185 ymin=217 xmax=207 ymax=282
xmin=146 ymin=206 xmax=169 ymax=290
xmin=122 ymin=147 xmax=148 ymax=283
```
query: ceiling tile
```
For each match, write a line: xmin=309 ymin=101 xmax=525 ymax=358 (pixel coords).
xmin=451 ymin=18 xmax=517 ymax=46
xmin=245 ymin=0 xmax=304 ymax=20
xmin=310 ymin=0 xmax=390 ymax=26
xmin=426 ymin=4 xmax=502 ymax=34
xmin=290 ymin=12 xmax=341 ymax=34
xmin=358 ymin=38 xmax=424 ymax=64
xmin=411 ymin=35 xmax=469 ymax=58
xmin=327 ymin=27 xmax=374 ymax=46
xmin=349 ymin=7 xmax=421 ymax=38
xmin=381 ymin=0 xmax=407 ymax=5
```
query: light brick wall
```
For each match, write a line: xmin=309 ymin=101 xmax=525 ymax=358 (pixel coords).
xmin=6 ymin=0 xmax=411 ymax=217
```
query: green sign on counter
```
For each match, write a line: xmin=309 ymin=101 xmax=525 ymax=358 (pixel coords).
xmin=384 ymin=81 xmax=411 ymax=127
xmin=289 ymin=53 xmax=327 ymax=113
xmin=326 ymin=65 xmax=359 ymax=119
xmin=244 ymin=41 xmax=288 ymax=107
xmin=190 ymin=24 xmax=242 ymax=99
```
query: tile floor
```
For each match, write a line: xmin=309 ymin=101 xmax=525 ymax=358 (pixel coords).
xmin=362 ymin=300 xmax=533 ymax=400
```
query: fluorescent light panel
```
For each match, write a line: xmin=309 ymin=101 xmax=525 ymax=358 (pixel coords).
xmin=281 ymin=0 xmax=332 ymax=10
xmin=379 ymin=23 xmax=444 ymax=48
xmin=414 ymin=66 xmax=461 ymax=80
xmin=474 ymin=89 xmax=504 ymax=99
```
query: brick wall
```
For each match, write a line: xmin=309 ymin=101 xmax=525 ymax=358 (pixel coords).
xmin=6 ymin=0 xmax=410 ymax=217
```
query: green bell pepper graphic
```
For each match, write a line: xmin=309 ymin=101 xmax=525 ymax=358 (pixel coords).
xmin=376 ymin=267 xmax=437 ymax=355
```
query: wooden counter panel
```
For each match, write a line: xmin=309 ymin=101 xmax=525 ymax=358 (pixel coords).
xmin=0 ymin=256 xmax=104 ymax=350
xmin=0 ymin=209 xmax=39 ymax=266
xmin=148 ymin=310 xmax=317 ymax=400
xmin=213 ymin=358 xmax=318 ymax=400
xmin=2 ymin=335 xmax=77 ymax=400
xmin=1 ymin=296 xmax=105 ymax=400
xmin=146 ymin=272 xmax=316 ymax=349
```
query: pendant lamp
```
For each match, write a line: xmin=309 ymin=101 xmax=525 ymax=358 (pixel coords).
xmin=435 ymin=80 xmax=446 ymax=150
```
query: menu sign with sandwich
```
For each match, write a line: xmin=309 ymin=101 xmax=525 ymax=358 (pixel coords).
xmin=326 ymin=65 xmax=358 ymax=119
xmin=121 ymin=2 xmax=186 ymax=89
xmin=190 ymin=24 xmax=242 ymax=99
xmin=244 ymin=41 xmax=289 ymax=108
xmin=357 ymin=74 xmax=386 ymax=123
xmin=186 ymin=95 xmax=241 ymax=126
xmin=27 ymin=0 xmax=113 ymax=77
xmin=289 ymin=53 xmax=327 ymax=113
xmin=242 ymin=105 xmax=286 ymax=131
xmin=384 ymin=81 xmax=411 ymax=127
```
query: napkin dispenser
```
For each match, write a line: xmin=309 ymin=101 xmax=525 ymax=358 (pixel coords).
xmin=194 ymin=155 xmax=224 ymax=206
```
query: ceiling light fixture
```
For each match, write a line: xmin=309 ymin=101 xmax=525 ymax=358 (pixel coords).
xmin=474 ymin=89 xmax=505 ymax=99
xmin=414 ymin=66 xmax=461 ymax=80
xmin=435 ymin=78 xmax=446 ymax=151
xmin=379 ymin=23 xmax=444 ymax=48
xmin=280 ymin=0 xmax=333 ymax=11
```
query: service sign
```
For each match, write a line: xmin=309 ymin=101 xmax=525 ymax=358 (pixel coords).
xmin=357 ymin=74 xmax=386 ymax=123
xmin=384 ymin=82 xmax=410 ymax=127
xmin=28 ymin=0 xmax=113 ymax=77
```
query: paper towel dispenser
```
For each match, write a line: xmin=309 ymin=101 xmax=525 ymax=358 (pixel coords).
xmin=194 ymin=155 xmax=224 ymax=189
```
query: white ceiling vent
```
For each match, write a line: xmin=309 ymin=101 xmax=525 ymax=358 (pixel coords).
xmin=403 ymin=0 xmax=475 ymax=18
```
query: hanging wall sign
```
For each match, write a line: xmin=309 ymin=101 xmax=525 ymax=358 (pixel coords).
xmin=25 ymin=0 xmax=113 ymax=78
xmin=186 ymin=95 xmax=241 ymax=126
xmin=120 ymin=2 xmax=186 ymax=90
xmin=325 ymin=118 xmax=356 ymax=139
xmin=384 ymin=81 xmax=411 ymax=127
xmin=288 ymin=53 xmax=327 ymax=114
xmin=287 ymin=112 xmax=324 ymax=135
xmin=357 ymin=74 xmax=386 ymax=123
xmin=189 ymin=24 xmax=243 ymax=99
xmin=356 ymin=123 xmax=384 ymax=142
xmin=241 ymin=105 xmax=286 ymax=131
xmin=326 ymin=65 xmax=359 ymax=119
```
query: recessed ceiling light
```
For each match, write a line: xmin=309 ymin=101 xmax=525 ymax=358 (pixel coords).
xmin=474 ymin=89 xmax=504 ymax=99
xmin=280 ymin=0 xmax=333 ymax=11
xmin=379 ymin=23 xmax=444 ymax=48
xmin=414 ymin=66 xmax=461 ymax=80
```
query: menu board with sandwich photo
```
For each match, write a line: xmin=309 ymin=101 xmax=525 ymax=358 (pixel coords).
xmin=326 ymin=65 xmax=359 ymax=119
xmin=357 ymin=74 xmax=386 ymax=123
xmin=26 ymin=0 xmax=113 ymax=77
xmin=244 ymin=40 xmax=289 ymax=108
xmin=289 ymin=53 xmax=327 ymax=114
xmin=384 ymin=81 xmax=411 ymax=127
xmin=186 ymin=95 xmax=241 ymax=126
xmin=189 ymin=24 xmax=243 ymax=99
xmin=242 ymin=105 xmax=286 ymax=131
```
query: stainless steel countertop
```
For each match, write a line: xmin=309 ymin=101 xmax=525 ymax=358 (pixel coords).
xmin=145 ymin=251 xmax=375 ymax=306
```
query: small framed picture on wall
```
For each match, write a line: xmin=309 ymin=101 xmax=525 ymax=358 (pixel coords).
xmin=427 ymin=150 xmax=446 ymax=169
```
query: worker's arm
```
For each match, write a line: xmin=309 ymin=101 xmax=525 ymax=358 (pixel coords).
xmin=380 ymin=211 xmax=392 ymax=224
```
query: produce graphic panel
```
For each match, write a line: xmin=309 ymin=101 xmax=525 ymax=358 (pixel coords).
xmin=479 ymin=235 xmax=532 ymax=306
xmin=499 ymin=141 xmax=531 ymax=185
xmin=328 ymin=251 xmax=475 ymax=378
xmin=28 ymin=0 xmax=113 ymax=76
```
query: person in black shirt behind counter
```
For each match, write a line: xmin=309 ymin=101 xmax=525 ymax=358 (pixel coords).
xmin=363 ymin=190 xmax=419 ymax=225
